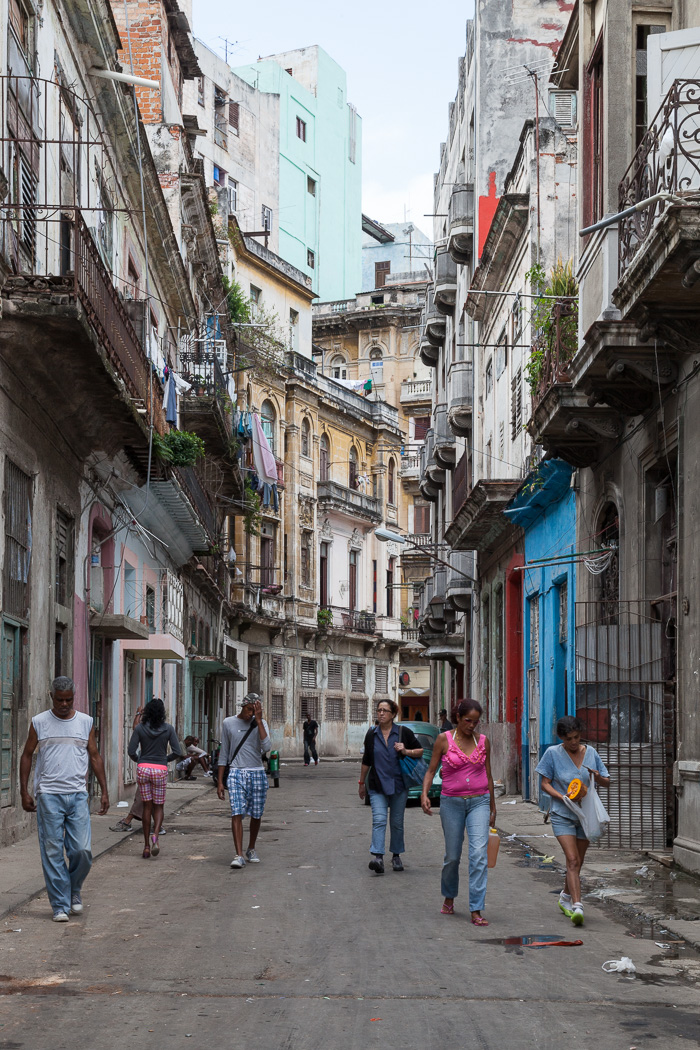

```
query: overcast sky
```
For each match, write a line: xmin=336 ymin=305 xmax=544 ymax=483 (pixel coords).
xmin=192 ymin=0 xmax=475 ymax=238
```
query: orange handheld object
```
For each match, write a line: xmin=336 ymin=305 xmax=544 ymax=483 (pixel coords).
xmin=487 ymin=828 xmax=500 ymax=868
xmin=567 ymin=778 xmax=587 ymax=800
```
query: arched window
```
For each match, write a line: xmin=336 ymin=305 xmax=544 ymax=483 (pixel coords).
xmin=301 ymin=417 xmax=311 ymax=457
xmin=388 ymin=458 xmax=396 ymax=505
xmin=369 ymin=347 xmax=383 ymax=361
xmin=331 ymin=355 xmax=347 ymax=380
xmin=261 ymin=399 xmax=276 ymax=454
xmin=319 ymin=434 xmax=330 ymax=482
xmin=349 ymin=446 xmax=358 ymax=489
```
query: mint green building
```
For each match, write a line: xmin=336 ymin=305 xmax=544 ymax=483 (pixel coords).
xmin=234 ymin=46 xmax=362 ymax=302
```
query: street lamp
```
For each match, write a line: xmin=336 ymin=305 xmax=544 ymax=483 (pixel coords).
xmin=374 ymin=528 xmax=474 ymax=581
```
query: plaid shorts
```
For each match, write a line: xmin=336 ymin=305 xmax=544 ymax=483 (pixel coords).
xmin=137 ymin=764 xmax=168 ymax=804
xmin=227 ymin=768 xmax=268 ymax=819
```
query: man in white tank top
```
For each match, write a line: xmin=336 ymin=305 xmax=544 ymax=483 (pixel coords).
xmin=19 ymin=677 xmax=110 ymax=922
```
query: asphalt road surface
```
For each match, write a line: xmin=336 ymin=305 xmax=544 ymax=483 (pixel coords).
xmin=1 ymin=765 xmax=698 ymax=1049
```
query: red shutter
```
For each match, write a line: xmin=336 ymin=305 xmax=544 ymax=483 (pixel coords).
xmin=414 ymin=416 xmax=430 ymax=441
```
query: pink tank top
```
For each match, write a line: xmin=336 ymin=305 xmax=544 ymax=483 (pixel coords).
xmin=441 ymin=732 xmax=489 ymax=797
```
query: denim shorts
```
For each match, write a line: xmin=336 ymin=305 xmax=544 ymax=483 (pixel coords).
xmin=550 ymin=813 xmax=588 ymax=840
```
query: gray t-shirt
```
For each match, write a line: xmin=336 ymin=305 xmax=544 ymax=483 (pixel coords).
xmin=32 ymin=709 xmax=93 ymax=794
xmin=219 ymin=715 xmax=271 ymax=769
xmin=536 ymin=743 xmax=609 ymax=820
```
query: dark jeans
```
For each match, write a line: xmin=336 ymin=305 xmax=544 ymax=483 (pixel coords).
xmin=304 ymin=738 xmax=318 ymax=764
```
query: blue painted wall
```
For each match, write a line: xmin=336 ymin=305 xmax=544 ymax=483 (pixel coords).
xmin=506 ymin=461 xmax=576 ymax=807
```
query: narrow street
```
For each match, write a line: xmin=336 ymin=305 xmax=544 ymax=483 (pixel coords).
xmin=1 ymin=766 xmax=698 ymax=1049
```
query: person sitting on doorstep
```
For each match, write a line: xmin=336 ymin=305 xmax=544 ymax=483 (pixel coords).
xmin=175 ymin=736 xmax=211 ymax=780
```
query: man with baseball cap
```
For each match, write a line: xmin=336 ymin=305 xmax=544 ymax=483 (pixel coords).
xmin=217 ymin=693 xmax=271 ymax=868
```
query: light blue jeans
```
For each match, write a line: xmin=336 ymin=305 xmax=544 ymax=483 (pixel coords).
xmin=368 ymin=788 xmax=408 ymax=856
xmin=439 ymin=793 xmax=490 ymax=910
xmin=36 ymin=792 xmax=93 ymax=914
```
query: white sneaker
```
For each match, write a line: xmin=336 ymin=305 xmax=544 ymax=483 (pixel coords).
xmin=230 ymin=855 xmax=246 ymax=868
xmin=70 ymin=896 xmax=83 ymax=915
xmin=571 ymin=903 xmax=584 ymax=926
xmin=52 ymin=911 xmax=69 ymax=922
xmin=246 ymin=848 xmax=260 ymax=863
xmin=558 ymin=892 xmax=573 ymax=917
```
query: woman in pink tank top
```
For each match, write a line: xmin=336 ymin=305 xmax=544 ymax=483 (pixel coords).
xmin=421 ymin=700 xmax=496 ymax=924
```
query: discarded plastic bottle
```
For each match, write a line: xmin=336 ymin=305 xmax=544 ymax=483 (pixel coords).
xmin=488 ymin=828 xmax=500 ymax=868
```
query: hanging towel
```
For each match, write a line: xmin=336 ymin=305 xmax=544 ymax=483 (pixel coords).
xmin=171 ymin=371 xmax=192 ymax=395
xmin=252 ymin=413 xmax=278 ymax=484
xmin=164 ymin=374 xmax=177 ymax=425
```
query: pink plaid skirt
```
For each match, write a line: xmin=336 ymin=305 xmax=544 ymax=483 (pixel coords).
xmin=136 ymin=763 xmax=168 ymax=804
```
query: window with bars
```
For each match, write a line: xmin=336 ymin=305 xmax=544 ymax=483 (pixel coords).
xmin=270 ymin=693 xmax=285 ymax=723
xmin=325 ymin=696 xmax=345 ymax=721
xmin=272 ymin=655 xmax=284 ymax=678
xmin=349 ymin=699 xmax=367 ymax=723
xmin=55 ymin=509 xmax=72 ymax=607
xmin=301 ymin=657 xmax=317 ymax=688
xmin=327 ymin=660 xmax=342 ymax=690
xmin=558 ymin=580 xmax=568 ymax=643
xmin=499 ymin=421 xmax=505 ymax=462
xmin=3 ymin=460 xmax=32 ymax=619
xmin=375 ymin=665 xmax=388 ymax=694
xmin=300 ymin=694 xmax=320 ymax=721
xmin=511 ymin=368 xmax=522 ymax=440
xmin=350 ymin=663 xmax=365 ymax=692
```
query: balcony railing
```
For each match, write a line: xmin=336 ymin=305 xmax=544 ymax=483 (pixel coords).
xmin=400 ymin=378 xmax=433 ymax=401
xmin=399 ymin=453 xmax=421 ymax=477
xmin=530 ymin=300 xmax=579 ymax=408
xmin=325 ymin=606 xmax=377 ymax=634
xmin=317 ymin=479 xmax=382 ymax=522
xmin=173 ymin=463 xmax=218 ymax=543
xmin=434 ymin=246 xmax=458 ymax=314
xmin=618 ymin=78 xmax=700 ymax=278
xmin=447 ymin=184 xmax=474 ymax=264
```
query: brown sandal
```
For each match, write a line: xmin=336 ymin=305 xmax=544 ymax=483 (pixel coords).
xmin=142 ymin=847 xmax=151 ymax=859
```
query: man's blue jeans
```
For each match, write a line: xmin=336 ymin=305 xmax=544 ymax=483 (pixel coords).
xmin=36 ymin=792 xmax=93 ymax=914
xmin=368 ymin=788 xmax=408 ymax=856
xmin=439 ymin=793 xmax=490 ymax=910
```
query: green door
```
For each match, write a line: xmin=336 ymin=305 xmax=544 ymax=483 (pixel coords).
xmin=1 ymin=623 xmax=18 ymax=807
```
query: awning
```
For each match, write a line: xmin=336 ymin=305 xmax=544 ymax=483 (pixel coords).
xmin=125 ymin=632 xmax=186 ymax=661
xmin=189 ymin=656 xmax=246 ymax=681
xmin=399 ymin=687 xmax=430 ymax=697
xmin=422 ymin=644 xmax=465 ymax=663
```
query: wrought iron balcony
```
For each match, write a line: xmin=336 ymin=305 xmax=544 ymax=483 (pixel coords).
xmin=447 ymin=360 xmax=473 ymax=436
xmin=325 ymin=606 xmax=377 ymax=634
xmin=180 ymin=351 xmax=233 ymax=457
xmin=316 ymin=479 xmax=382 ymax=523
xmin=433 ymin=402 xmax=456 ymax=468
xmin=447 ymin=184 xmax=474 ymax=264
xmin=434 ymin=246 xmax=458 ymax=314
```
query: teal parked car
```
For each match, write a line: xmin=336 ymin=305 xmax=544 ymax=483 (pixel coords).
xmin=401 ymin=721 xmax=443 ymax=804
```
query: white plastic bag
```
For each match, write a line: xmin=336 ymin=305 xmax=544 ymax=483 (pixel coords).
xmin=561 ymin=783 xmax=610 ymax=841
xmin=602 ymin=957 xmax=636 ymax=974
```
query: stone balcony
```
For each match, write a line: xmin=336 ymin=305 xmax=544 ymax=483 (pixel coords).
xmin=434 ymin=246 xmax=458 ymax=315
xmin=446 ymin=478 xmax=522 ymax=553
xmin=424 ymin=289 xmax=446 ymax=349
xmin=447 ymin=184 xmax=474 ymax=265
xmin=433 ymin=402 xmax=456 ymax=468
xmin=400 ymin=378 xmax=433 ymax=404
xmin=446 ymin=550 xmax=475 ymax=612
xmin=419 ymin=430 xmax=442 ymax=503
xmin=316 ymin=479 xmax=382 ymax=523
xmin=447 ymin=360 xmax=473 ymax=436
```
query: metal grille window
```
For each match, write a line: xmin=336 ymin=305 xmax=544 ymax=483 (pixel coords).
xmin=349 ymin=699 xmax=367 ymax=723
xmin=161 ymin=570 xmax=183 ymax=641
xmin=327 ymin=660 xmax=342 ymax=690
xmin=301 ymin=657 xmax=317 ymax=688
xmin=375 ymin=665 xmax=388 ymax=693
xmin=558 ymin=580 xmax=568 ymax=643
xmin=272 ymin=655 xmax=283 ymax=678
xmin=145 ymin=586 xmax=155 ymax=629
xmin=270 ymin=693 xmax=285 ymax=723
xmin=350 ymin=663 xmax=365 ymax=692
xmin=300 ymin=694 xmax=319 ymax=721
xmin=325 ymin=696 xmax=345 ymax=721
xmin=55 ymin=509 xmax=72 ymax=607
xmin=3 ymin=460 xmax=32 ymax=619
xmin=511 ymin=368 xmax=522 ymax=440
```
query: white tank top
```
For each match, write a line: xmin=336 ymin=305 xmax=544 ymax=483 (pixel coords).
xmin=32 ymin=709 xmax=93 ymax=794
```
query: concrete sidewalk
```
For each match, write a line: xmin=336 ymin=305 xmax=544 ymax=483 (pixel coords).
xmin=495 ymin=793 xmax=700 ymax=948
xmin=0 ymin=779 xmax=210 ymax=920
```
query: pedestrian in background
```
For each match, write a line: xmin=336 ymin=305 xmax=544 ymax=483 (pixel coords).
xmin=537 ymin=715 xmax=610 ymax=927
xmin=359 ymin=700 xmax=423 ymax=874
xmin=439 ymin=708 xmax=453 ymax=732
xmin=217 ymin=693 xmax=271 ymax=869
xmin=19 ymin=676 xmax=110 ymax=922
xmin=303 ymin=712 xmax=319 ymax=766
xmin=128 ymin=698 xmax=183 ymax=859
xmin=422 ymin=700 xmax=496 ymax=925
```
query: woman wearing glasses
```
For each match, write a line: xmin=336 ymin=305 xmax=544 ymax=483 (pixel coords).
xmin=421 ymin=700 xmax=496 ymax=924
xmin=359 ymin=700 xmax=424 ymax=874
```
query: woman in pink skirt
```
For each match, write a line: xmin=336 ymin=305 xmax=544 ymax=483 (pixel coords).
xmin=128 ymin=698 xmax=183 ymax=858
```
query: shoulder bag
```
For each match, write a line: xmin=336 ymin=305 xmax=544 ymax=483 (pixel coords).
xmin=398 ymin=725 xmax=430 ymax=788
xmin=220 ymin=721 xmax=257 ymax=787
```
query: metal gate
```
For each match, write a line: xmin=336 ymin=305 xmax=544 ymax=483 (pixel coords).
xmin=527 ymin=598 xmax=540 ymax=803
xmin=575 ymin=601 xmax=673 ymax=848
xmin=123 ymin=657 xmax=137 ymax=785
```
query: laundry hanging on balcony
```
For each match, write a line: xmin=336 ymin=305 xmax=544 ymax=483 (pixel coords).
xmin=335 ymin=377 xmax=372 ymax=395
xmin=251 ymin=412 xmax=278 ymax=484
xmin=163 ymin=369 xmax=192 ymax=426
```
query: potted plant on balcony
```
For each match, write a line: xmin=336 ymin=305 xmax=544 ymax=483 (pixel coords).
xmin=153 ymin=430 xmax=206 ymax=467
xmin=525 ymin=260 xmax=578 ymax=396
xmin=317 ymin=607 xmax=333 ymax=630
